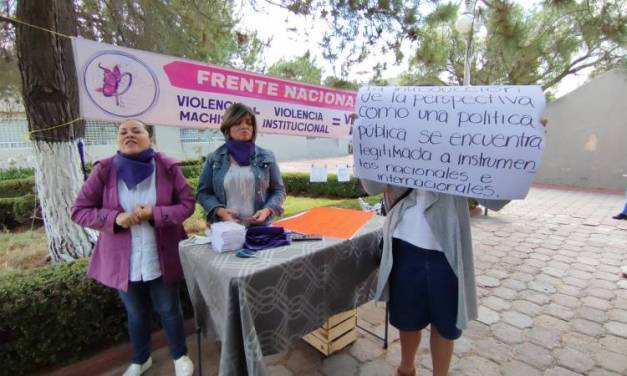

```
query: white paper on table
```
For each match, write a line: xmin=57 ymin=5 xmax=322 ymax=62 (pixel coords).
xmin=210 ymin=221 xmax=246 ymax=253
xmin=309 ymin=164 xmax=328 ymax=183
xmin=336 ymin=165 xmax=351 ymax=182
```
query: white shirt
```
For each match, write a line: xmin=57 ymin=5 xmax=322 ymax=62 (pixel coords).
xmin=393 ymin=190 xmax=442 ymax=252
xmin=118 ymin=171 xmax=160 ymax=282
xmin=223 ymin=162 xmax=256 ymax=219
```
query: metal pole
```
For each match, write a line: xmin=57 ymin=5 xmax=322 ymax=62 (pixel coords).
xmin=463 ymin=36 xmax=472 ymax=86
xmin=462 ymin=0 xmax=477 ymax=86
xmin=196 ymin=326 xmax=202 ymax=376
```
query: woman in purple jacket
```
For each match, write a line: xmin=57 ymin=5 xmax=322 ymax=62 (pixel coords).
xmin=72 ymin=119 xmax=195 ymax=376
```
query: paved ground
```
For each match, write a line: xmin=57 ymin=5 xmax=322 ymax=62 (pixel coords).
xmin=101 ymin=156 xmax=627 ymax=376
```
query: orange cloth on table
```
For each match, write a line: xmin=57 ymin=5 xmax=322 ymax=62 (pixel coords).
xmin=273 ymin=207 xmax=375 ymax=239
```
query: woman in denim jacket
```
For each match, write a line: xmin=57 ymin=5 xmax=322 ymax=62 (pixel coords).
xmin=197 ymin=103 xmax=286 ymax=225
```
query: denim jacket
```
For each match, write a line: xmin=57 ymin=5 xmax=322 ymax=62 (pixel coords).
xmin=197 ymin=144 xmax=286 ymax=224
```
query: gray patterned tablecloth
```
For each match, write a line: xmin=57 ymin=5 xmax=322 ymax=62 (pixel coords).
xmin=179 ymin=216 xmax=383 ymax=376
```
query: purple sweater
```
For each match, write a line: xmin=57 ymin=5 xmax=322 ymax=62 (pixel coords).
xmin=72 ymin=152 xmax=195 ymax=291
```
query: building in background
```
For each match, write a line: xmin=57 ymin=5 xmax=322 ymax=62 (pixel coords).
xmin=535 ymin=69 xmax=627 ymax=190
xmin=0 ymin=100 xmax=350 ymax=168
xmin=3 ymin=70 xmax=625 ymax=191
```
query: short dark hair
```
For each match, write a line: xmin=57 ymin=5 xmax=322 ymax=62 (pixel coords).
xmin=220 ymin=103 xmax=257 ymax=141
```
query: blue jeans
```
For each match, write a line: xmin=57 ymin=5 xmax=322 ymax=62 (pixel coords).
xmin=118 ymin=277 xmax=187 ymax=364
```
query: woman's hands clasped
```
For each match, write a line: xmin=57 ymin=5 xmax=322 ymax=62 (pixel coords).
xmin=115 ymin=204 xmax=154 ymax=229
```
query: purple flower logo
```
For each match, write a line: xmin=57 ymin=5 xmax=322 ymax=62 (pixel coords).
xmin=82 ymin=50 xmax=159 ymax=117
xmin=95 ymin=64 xmax=133 ymax=106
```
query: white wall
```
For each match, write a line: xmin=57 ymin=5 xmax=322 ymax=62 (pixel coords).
xmin=0 ymin=127 xmax=349 ymax=168
xmin=535 ymin=69 xmax=627 ymax=189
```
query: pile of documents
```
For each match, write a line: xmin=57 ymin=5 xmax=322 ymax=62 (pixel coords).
xmin=211 ymin=221 xmax=246 ymax=253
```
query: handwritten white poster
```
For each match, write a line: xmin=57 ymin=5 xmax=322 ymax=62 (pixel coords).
xmin=353 ymin=86 xmax=546 ymax=199
xmin=72 ymin=38 xmax=356 ymax=138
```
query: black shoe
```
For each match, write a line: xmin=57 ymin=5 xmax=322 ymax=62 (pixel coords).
xmin=612 ymin=213 xmax=627 ymax=220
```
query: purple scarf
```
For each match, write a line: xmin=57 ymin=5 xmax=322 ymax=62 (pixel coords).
xmin=244 ymin=226 xmax=291 ymax=251
xmin=113 ymin=148 xmax=155 ymax=189
xmin=225 ymin=139 xmax=255 ymax=166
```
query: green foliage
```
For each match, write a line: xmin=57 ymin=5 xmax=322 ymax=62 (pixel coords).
xmin=0 ymin=168 xmax=35 ymax=180
xmin=0 ymin=258 xmax=193 ymax=375
xmin=322 ymin=76 xmax=359 ymax=90
xmin=0 ymin=3 xmax=20 ymax=98
xmin=181 ymin=166 xmax=364 ymax=199
xmin=75 ymin=0 xmax=265 ymax=70
xmin=267 ymin=52 xmax=322 ymax=84
xmin=0 ymin=0 xmax=267 ymax=98
xmin=178 ymin=159 xmax=204 ymax=166
xmin=289 ymin=0 xmax=625 ymax=91
xmin=0 ymin=177 xmax=37 ymax=227
xmin=187 ymin=177 xmax=198 ymax=193
xmin=413 ymin=1 xmax=625 ymax=92
xmin=0 ymin=259 xmax=123 ymax=374
xmin=0 ymin=194 xmax=36 ymax=228
xmin=283 ymin=172 xmax=365 ymax=198
xmin=0 ymin=177 xmax=35 ymax=198
xmin=180 ymin=164 xmax=203 ymax=179
xmin=281 ymin=194 xmax=381 ymax=216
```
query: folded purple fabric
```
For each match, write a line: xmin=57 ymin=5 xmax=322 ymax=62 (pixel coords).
xmin=244 ymin=226 xmax=291 ymax=251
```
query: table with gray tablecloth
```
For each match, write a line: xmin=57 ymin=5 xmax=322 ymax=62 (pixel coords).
xmin=179 ymin=215 xmax=383 ymax=376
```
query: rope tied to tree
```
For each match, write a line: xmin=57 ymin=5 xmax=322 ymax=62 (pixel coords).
xmin=26 ymin=117 xmax=83 ymax=140
xmin=0 ymin=14 xmax=74 ymax=39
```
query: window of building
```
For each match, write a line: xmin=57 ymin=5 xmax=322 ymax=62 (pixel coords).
xmin=84 ymin=120 xmax=118 ymax=145
xmin=180 ymin=128 xmax=221 ymax=143
xmin=0 ymin=118 xmax=30 ymax=149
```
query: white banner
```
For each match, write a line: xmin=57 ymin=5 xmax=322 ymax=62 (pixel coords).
xmin=353 ymin=86 xmax=546 ymax=199
xmin=72 ymin=38 xmax=356 ymax=138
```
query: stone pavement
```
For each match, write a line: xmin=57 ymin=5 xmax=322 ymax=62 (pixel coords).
xmin=100 ymin=156 xmax=627 ymax=376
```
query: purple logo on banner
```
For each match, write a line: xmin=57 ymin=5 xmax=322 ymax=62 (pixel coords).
xmin=83 ymin=51 xmax=159 ymax=117
xmin=95 ymin=64 xmax=133 ymax=106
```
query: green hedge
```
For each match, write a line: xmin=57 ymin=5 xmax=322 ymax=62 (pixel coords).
xmin=0 ymin=168 xmax=34 ymax=180
xmin=283 ymin=172 xmax=365 ymax=198
xmin=187 ymin=177 xmax=198 ymax=193
xmin=184 ymin=171 xmax=364 ymax=199
xmin=0 ymin=177 xmax=36 ymax=198
xmin=0 ymin=258 xmax=193 ymax=375
xmin=178 ymin=159 xmax=203 ymax=166
xmin=180 ymin=164 xmax=203 ymax=179
xmin=0 ymin=194 xmax=37 ymax=227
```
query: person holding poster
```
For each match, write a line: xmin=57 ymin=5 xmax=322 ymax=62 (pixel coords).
xmin=197 ymin=103 xmax=286 ymax=225
xmin=353 ymin=84 xmax=548 ymax=376
xmin=361 ymin=180 xmax=509 ymax=376
xmin=71 ymin=120 xmax=195 ymax=376
xmin=362 ymin=131 xmax=547 ymax=375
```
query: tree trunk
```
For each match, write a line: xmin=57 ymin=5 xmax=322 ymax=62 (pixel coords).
xmin=15 ymin=0 xmax=93 ymax=261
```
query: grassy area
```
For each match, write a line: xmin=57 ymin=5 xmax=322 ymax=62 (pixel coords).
xmin=0 ymin=195 xmax=382 ymax=276
xmin=0 ymin=229 xmax=48 ymax=278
